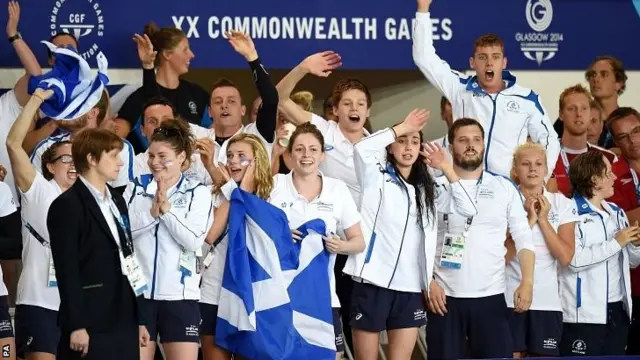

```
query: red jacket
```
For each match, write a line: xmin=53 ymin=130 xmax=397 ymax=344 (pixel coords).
xmin=609 ymin=158 xmax=640 ymax=296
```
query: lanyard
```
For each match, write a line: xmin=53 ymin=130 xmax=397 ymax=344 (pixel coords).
xmin=443 ymin=175 xmax=482 ymax=237
xmin=560 ymin=145 xmax=590 ymax=175
xmin=108 ymin=200 xmax=134 ymax=258
xmin=25 ymin=223 xmax=49 ymax=248
xmin=631 ymin=168 xmax=640 ymax=206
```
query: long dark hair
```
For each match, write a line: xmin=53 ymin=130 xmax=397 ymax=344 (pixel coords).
xmin=386 ymin=129 xmax=436 ymax=229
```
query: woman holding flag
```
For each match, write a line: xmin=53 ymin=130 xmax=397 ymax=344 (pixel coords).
xmin=344 ymin=109 xmax=478 ymax=360
xmin=124 ymin=119 xmax=213 ymax=360
xmin=6 ymin=87 xmax=73 ymax=360
xmin=199 ymin=133 xmax=273 ymax=360
xmin=268 ymin=122 xmax=365 ymax=359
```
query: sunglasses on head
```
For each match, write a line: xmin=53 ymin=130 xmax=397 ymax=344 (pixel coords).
xmin=153 ymin=127 xmax=180 ymax=137
xmin=51 ymin=154 xmax=73 ymax=164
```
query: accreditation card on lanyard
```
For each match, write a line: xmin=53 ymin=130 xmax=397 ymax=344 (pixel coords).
xmin=108 ymin=201 xmax=148 ymax=297
xmin=439 ymin=175 xmax=482 ymax=270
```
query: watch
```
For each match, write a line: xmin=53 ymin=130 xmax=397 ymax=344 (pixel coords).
xmin=8 ymin=32 xmax=21 ymax=43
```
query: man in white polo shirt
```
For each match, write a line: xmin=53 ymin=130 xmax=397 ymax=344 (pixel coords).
xmin=427 ymin=118 xmax=535 ymax=359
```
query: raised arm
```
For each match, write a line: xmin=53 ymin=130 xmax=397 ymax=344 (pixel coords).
xmin=421 ymin=142 xmax=478 ymax=218
xmin=569 ymin=219 xmax=632 ymax=272
xmin=7 ymin=1 xmax=42 ymax=77
xmin=6 ymin=89 xmax=53 ymax=193
xmin=205 ymin=200 xmax=229 ymax=246
xmin=413 ymin=0 xmax=465 ymax=102
xmin=226 ymin=30 xmax=278 ymax=142
xmin=276 ymin=52 xmax=342 ymax=126
xmin=159 ymin=185 xmax=214 ymax=251
xmin=536 ymin=195 xmax=577 ymax=267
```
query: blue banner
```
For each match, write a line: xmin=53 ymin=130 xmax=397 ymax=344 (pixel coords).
xmin=0 ymin=0 xmax=639 ymax=70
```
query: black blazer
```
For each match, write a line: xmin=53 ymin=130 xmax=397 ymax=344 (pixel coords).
xmin=47 ymin=179 xmax=142 ymax=333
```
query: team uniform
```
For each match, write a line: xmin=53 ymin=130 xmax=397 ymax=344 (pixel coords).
xmin=269 ymin=172 xmax=362 ymax=351
xmin=343 ymin=128 xmax=478 ymax=333
xmin=412 ymin=11 xmax=559 ymax=179
xmin=427 ymin=171 xmax=535 ymax=359
xmin=558 ymin=196 xmax=640 ymax=356
xmin=14 ymin=173 xmax=64 ymax=357
xmin=133 ymin=123 xmax=215 ymax=184
xmin=552 ymin=144 xmax=617 ymax=197
xmin=31 ymin=133 xmax=135 ymax=188
xmin=505 ymin=190 xmax=579 ymax=356
xmin=0 ymin=182 xmax=16 ymax=338
xmin=124 ymin=174 xmax=213 ymax=343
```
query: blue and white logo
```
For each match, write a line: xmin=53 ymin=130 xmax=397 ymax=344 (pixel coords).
xmin=515 ymin=0 xmax=564 ymax=66
xmin=49 ymin=0 xmax=106 ymax=61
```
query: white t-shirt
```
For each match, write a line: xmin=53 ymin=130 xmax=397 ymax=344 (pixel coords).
xmin=310 ymin=114 xmax=369 ymax=208
xmin=0 ymin=181 xmax=17 ymax=297
xmin=16 ymin=173 xmax=63 ymax=310
xmin=268 ymin=172 xmax=361 ymax=308
xmin=200 ymin=192 xmax=226 ymax=305
xmin=0 ymin=90 xmax=23 ymax=202
xmin=434 ymin=172 xmax=535 ymax=298
xmin=505 ymin=191 xmax=579 ymax=311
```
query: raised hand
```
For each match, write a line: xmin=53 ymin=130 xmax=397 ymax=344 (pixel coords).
xmin=196 ymin=138 xmax=216 ymax=168
xmin=300 ymin=51 xmax=342 ymax=77
xmin=417 ymin=0 xmax=434 ymax=13
xmin=6 ymin=1 xmax=19 ymax=38
xmin=133 ymin=33 xmax=157 ymax=69
xmin=420 ymin=142 xmax=448 ymax=170
xmin=225 ymin=30 xmax=258 ymax=62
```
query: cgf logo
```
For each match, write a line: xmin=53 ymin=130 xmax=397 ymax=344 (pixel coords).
xmin=515 ymin=0 xmax=564 ymax=66
xmin=2 ymin=344 xmax=9 ymax=358
xmin=50 ymin=0 xmax=106 ymax=61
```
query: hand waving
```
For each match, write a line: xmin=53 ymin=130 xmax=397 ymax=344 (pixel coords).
xmin=300 ymin=51 xmax=342 ymax=77
xmin=133 ymin=33 xmax=157 ymax=69
xmin=226 ymin=30 xmax=258 ymax=62
xmin=420 ymin=142 xmax=448 ymax=170
xmin=6 ymin=1 xmax=19 ymax=38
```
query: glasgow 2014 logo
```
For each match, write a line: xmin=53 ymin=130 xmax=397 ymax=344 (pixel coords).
xmin=515 ymin=0 xmax=564 ymax=66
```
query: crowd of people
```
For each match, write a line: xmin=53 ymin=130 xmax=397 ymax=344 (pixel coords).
xmin=0 ymin=0 xmax=639 ymax=359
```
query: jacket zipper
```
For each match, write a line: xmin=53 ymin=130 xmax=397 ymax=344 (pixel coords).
xmin=484 ymin=94 xmax=499 ymax=172
xmin=150 ymin=224 xmax=160 ymax=299
xmin=387 ymin=180 xmax=411 ymax=288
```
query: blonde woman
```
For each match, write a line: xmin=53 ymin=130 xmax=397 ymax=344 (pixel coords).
xmin=271 ymin=91 xmax=314 ymax=175
xmin=199 ymin=134 xmax=273 ymax=360
xmin=505 ymin=143 xmax=578 ymax=358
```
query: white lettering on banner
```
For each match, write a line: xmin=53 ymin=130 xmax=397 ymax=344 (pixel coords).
xmin=515 ymin=0 xmax=563 ymax=66
xmin=171 ymin=16 xmax=453 ymax=41
xmin=50 ymin=0 xmax=105 ymax=60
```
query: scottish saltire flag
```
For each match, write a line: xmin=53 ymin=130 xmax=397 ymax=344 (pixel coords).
xmin=216 ymin=188 xmax=336 ymax=360
xmin=27 ymin=41 xmax=108 ymax=121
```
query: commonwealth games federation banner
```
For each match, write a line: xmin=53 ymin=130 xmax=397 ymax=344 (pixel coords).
xmin=0 ymin=0 xmax=639 ymax=70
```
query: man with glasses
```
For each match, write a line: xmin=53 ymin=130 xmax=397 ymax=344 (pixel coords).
xmin=607 ymin=107 xmax=640 ymax=355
